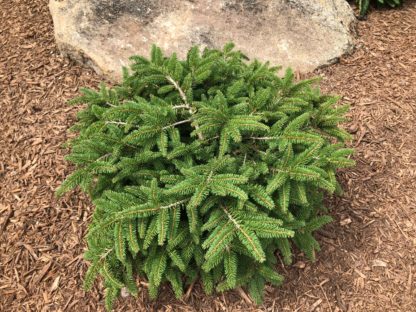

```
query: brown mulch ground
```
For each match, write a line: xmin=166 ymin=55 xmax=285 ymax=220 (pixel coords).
xmin=1 ymin=0 xmax=415 ymax=311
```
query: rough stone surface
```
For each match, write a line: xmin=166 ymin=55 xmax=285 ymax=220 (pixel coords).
xmin=49 ymin=0 xmax=356 ymax=81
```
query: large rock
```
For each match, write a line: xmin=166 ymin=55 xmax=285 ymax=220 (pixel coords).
xmin=49 ymin=0 xmax=356 ymax=81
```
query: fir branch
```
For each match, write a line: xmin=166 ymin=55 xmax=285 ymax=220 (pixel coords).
xmin=250 ymin=136 xmax=279 ymax=140
xmin=105 ymin=121 xmax=132 ymax=126
xmin=162 ymin=119 xmax=191 ymax=130
xmin=172 ymin=104 xmax=190 ymax=109
xmin=90 ymin=199 xmax=189 ymax=234
xmin=221 ymin=206 xmax=265 ymax=262
xmin=166 ymin=76 xmax=189 ymax=107
xmin=165 ymin=75 xmax=204 ymax=140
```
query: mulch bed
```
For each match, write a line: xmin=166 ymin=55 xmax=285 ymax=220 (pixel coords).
xmin=1 ymin=0 xmax=415 ymax=311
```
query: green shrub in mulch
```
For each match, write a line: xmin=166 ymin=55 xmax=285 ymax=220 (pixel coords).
xmin=57 ymin=43 xmax=354 ymax=310
xmin=356 ymin=0 xmax=402 ymax=17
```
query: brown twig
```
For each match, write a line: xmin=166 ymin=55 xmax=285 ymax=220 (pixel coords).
xmin=184 ymin=280 xmax=196 ymax=300
xmin=0 ymin=208 xmax=13 ymax=234
xmin=236 ymin=287 xmax=252 ymax=304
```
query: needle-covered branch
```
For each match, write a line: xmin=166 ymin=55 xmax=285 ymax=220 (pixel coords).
xmin=57 ymin=43 xmax=354 ymax=310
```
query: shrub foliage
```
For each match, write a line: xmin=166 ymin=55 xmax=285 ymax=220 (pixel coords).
xmin=57 ymin=43 xmax=354 ymax=310
xmin=357 ymin=0 xmax=402 ymax=17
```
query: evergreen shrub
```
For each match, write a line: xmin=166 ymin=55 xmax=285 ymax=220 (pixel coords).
xmin=356 ymin=0 xmax=402 ymax=17
xmin=57 ymin=43 xmax=354 ymax=310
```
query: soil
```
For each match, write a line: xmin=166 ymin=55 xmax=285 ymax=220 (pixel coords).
xmin=1 ymin=0 xmax=415 ymax=311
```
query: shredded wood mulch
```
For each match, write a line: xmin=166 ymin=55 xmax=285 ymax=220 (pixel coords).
xmin=1 ymin=0 xmax=415 ymax=311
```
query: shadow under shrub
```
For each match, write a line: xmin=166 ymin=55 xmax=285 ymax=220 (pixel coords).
xmin=355 ymin=0 xmax=402 ymax=17
xmin=57 ymin=43 xmax=354 ymax=310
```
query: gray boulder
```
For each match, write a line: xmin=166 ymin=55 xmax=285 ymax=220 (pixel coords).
xmin=49 ymin=0 xmax=356 ymax=81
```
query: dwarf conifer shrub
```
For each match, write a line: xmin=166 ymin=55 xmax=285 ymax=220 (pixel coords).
xmin=57 ymin=43 xmax=354 ymax=310
xmin=356 ymin=0 xmax=402 ymax=17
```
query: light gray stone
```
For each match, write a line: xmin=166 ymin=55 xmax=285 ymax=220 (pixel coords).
xmin=49 ymin=0 xmax=356 ymax=81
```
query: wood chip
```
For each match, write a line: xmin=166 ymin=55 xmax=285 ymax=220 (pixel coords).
xmin=372 ymin=259 xmax=388 ymax=267
xmin=0 ymin=208 xmax=13 ymax=233
xmin=340 ymin=218 xmax=352 ymax=226
xmin=32 ymin=262 xmax=52 ymax=285
xmin=309 ymin=298 xmax=323 ymax=311
xmin=50 ymin=276 xmax=60 ymax=292
xmin=1 ymin=1 xmax=416 ymax=311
